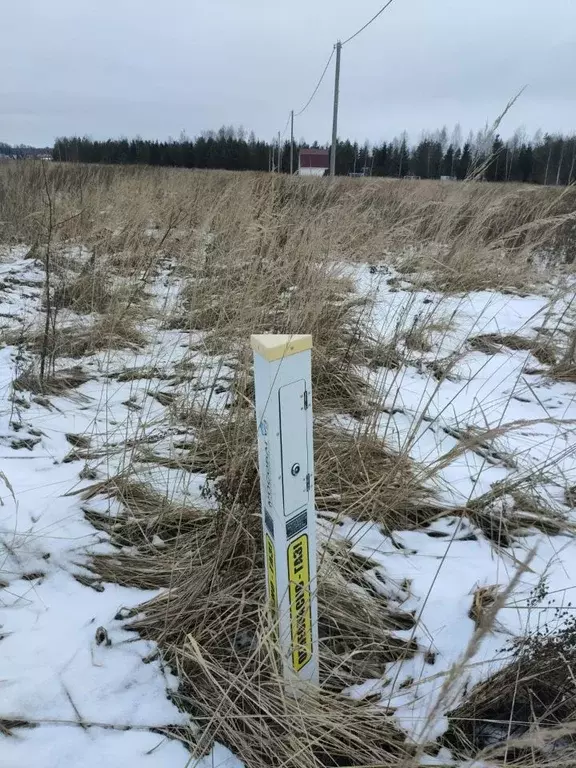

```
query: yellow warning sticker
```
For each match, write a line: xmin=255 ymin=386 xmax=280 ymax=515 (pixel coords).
xmin=287 ymin=534 xmax=313 ymax=671
xmin=265 ymin=534 xmax=278 ymax=622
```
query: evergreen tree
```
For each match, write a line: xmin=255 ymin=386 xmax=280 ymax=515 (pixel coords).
xmin=442 ymin=146 xmax=455 ymax=177
xmin=457 ymin=143 xmax=472 ymax=179
xmin=48 ymin=125 xmax=576 ymax=186
xmin=518 ymin=144 xmax=534 ymax=183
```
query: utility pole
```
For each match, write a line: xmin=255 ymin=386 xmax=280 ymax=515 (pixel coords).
xmin=278 ymin=131 xmax=282 ymax=173
xmin=290 ymin=110 xmax=295 ymax=175
xmin=330 ymin=41 xmax=342 ymax=177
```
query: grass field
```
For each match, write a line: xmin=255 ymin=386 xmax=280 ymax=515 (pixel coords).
xmin=1 ymin=162 xmax=576 ymax=768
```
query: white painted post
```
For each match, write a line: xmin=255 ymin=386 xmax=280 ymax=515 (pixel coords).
xmin=251 ymin=334 xmax=319 ymax=691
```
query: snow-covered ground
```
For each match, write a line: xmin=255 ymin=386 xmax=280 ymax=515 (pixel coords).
xmin=0 ymin=250 xmax=240 ymax=767
xmin=2 ymin=245 xmax=576 ymax=766
xmin=341 ymin=264 xmax=576 ymax=744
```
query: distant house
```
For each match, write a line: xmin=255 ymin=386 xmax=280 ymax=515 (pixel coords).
xmin=298 ymin=148 xmax=329 ymax=176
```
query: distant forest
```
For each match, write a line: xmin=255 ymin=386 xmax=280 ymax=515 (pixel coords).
xmin=0 ymin=142 xmax=51 ymax=159
xmin=49 ymin=126 xmax=576 ymax=184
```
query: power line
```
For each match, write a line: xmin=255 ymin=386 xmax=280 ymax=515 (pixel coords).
xmin=281 ymin=112 xmax=292 ymax=138
xmin=341 ymin=0 xmax=398 ymax=46
xmin=294 ymin=48 xmax=335 ymax=117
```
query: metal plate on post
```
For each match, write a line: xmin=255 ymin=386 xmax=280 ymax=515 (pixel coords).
xmin=278 ymin=379 xmax=309 ymax=518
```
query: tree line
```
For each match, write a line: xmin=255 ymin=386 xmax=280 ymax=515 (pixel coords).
xmin=0 ymin=142 xmax=51 ymax=158
xmin=52 ymin=126 xmax=576 ymax=184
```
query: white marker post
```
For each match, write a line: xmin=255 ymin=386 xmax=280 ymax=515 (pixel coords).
xmin=251 ymin=334 xmax=319 ymax=691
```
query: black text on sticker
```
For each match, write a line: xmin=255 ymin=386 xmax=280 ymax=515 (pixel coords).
xmin=287 ymin=534 xmax=313 ymax=671
xmin=265 ymin=533 xmax=278 ymax=623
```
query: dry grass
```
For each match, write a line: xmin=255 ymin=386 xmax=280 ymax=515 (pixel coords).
xmin=82 ymin=476 xmax=416 ymax=767
xmin=52 ymin=268 xmax=113 ymax=314
xmin=149 ymin=401 xmax=439 ymax=532
xmin=445 ymin=619 xmax=576 ymax=764
xmin=470 ymin=332 xmax=557 ymax=366
xmin=469 ymin=584 xmax=500 ymax=629
xmin=3 ymin=163 xmax=576 ymax=766
xmin=463 ymin=485 xmax=573 ymax=546
xmin=5 ymin=315 xmax=145 ymax=359
xmin=2 ymin=163 xmax=576 ymax=293
xmin=314 ymin=422 xmax=439 ymax=530
xmin=550 ymin=328 xmax=576 ymax=381
xmin=12 ymin=365 xmax=89 ymax=394
xmin=402 ymin=315 xmax=455 ymax=354
xmin=111 ymin=365 xmax=166 ymax=382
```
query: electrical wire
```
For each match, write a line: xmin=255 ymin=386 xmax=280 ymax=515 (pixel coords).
xmin=294 ymin=48 xmax=335 ymax=117
xmin=281 ymin=112 xmax=291 ymax=138
xmin=341 ymin=0 xmax=398 ymax=46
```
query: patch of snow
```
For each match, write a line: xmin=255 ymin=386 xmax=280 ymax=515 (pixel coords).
xmin=0 ymin=250 xmax=243 ymax=767
xmin=338 ymin=263 xmax=576 ymax=743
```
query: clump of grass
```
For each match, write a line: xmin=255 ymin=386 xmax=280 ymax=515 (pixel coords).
xmin=464 ymin=487 xmax=572 ymax=546
xmin=445 ymin=614 xmax=576 ymax=764
xmin=469 ymin=584 xmax=500 ymax=629
xmin=366 ymin=342 xmax=405 ymax=371
xmin=0 ymin=718 xmax=34 ymax=737
xmin=81 ymin=477 xmax=206 ymax=549
xmin=470 ymin=333 xmax=556 ymax=366
xmin=12 ymin=365 xmax=89 ymax=394
xmin=179 ymin=259 xmax=375 ymax=416
xmin=8 ymin=314 xmax=145 ymax=359
xmin=314 ymin=422 xmax=438 ymax=531
xmin=52 ymin=268 xmax=113 ymax=314
xmin=311 ymin=350 xmax=372 ymax=417
xmin=111 ymin=365 xmax=165 ymax=382
xmin=404 ymin=326 xmax=432 ymax=353
xmin=84 ymin=478 xmax=416 ymax=767
xmin=550 ymin=328 xmax=576 ymax=381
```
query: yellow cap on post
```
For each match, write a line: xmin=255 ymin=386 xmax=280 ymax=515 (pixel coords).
xmin=250 ymin=334 xmax=312 ymax=363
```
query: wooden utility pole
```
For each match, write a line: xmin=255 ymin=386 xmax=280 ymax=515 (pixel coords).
xmin=290 ymin=110 xmax=295 ymax=175
xmin=330 ymin=41 xmax=342 ymax=177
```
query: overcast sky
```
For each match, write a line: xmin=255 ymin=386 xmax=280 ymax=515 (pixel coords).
xmin=3 ymin=0 xmax=576 ymax=147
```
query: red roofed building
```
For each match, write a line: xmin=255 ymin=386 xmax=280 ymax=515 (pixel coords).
xmin=298 ymin=148 xmax=329 ymax=176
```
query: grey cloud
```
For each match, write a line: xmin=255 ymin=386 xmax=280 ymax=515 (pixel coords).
xmin=2 ymin=0 xmax=575 ymax=146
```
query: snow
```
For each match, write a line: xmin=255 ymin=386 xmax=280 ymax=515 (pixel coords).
xmin=339 ymin=263 xmax=576 ymax=743
xmin=350 ymin=263 xmax=576 ymax=508
xmin=0 ymin=253 xmax=242 ymax=767
xmin=341 ymin=514 xmax=576 ymax=740
xmin=3 ymin=727 xmax=197 ymax=768
xmin=2 ymin=243 xmax=576 ymax=764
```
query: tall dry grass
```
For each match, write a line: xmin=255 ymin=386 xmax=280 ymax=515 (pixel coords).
xmin=2 ymin=161 xmax=576 ymax=291
xmin=2 ymin=161 xmax=576 ymax=766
